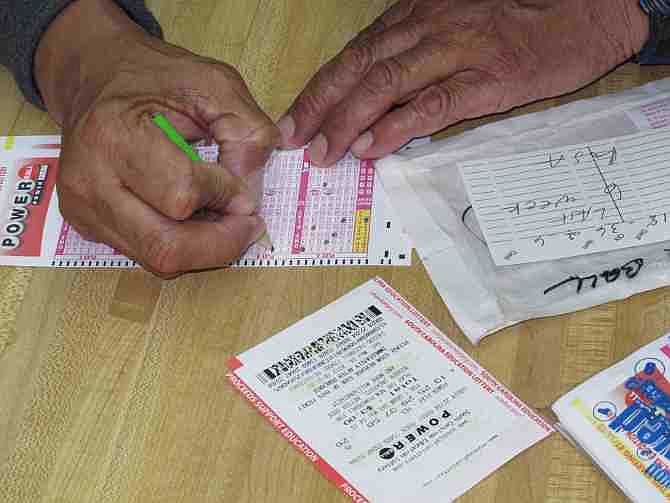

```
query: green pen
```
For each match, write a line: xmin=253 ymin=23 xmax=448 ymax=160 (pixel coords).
xmin=152 ymin=113 xmax=273 ymax=250
xmin=152 ymin=113 xmax=202 ymax=162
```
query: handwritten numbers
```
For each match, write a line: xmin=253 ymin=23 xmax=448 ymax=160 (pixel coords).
xmin=504 ymin=203 xmax=521 ymax=216
xmin=548 ymin=153 xmax=565 ymax=169
xmin=604 ymin=183 xmax=622 ymax=201
xmin=460 ymin=128 xmax=670 ymax=265
xmin=613 ymin=226 xmax=625 ymax=241
xmin=504 ymin=250 xmax=519 ymax=261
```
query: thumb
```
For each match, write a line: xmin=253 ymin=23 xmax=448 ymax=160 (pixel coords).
xmin=184 ymin=62 xmax=279 ymax=177
xmin=211 ymin=112 xmax=279 ymax=178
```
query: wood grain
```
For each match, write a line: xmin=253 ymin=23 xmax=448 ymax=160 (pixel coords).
xmin=1 ymin=2 xmax=670 ymax=502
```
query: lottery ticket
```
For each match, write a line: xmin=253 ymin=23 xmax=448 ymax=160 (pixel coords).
xmin=228 ymin=278 xmax=553 ymax=503
xmin=553 ymin=333 xmax=670 ymax=503
xmin=0 ymin=136 xmax=411 ymax=268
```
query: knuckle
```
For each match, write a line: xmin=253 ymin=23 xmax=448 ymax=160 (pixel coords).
xmin=295 ymin=87 xmax=332 ymax=120
xmin=482 ymin=46 xmax=527 ymax=80
xmin=294 ymin=44 xmax=376 ymax=120
xmin=199 ymin=60 xmax=242 ymax=83
xmin=413 ymin=85 xmax=455 ymax=123
xmin=362 ymin=58 xmax=406 ymax=97
xmin=79 ymin=102 xmax=123 ymax=151
xmin=399 ymin=18 xmax=424 ymax=46
xmin=337 ymin=44 xmax=375 ymax=79
xmin=246 ymin=122 xmax=280 ymax=150
xmin=142 ymin=230 xmax=182 ymax=276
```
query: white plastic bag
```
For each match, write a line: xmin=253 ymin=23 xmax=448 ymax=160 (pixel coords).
xmin=378 ymin=78 xmax=670 ymax=343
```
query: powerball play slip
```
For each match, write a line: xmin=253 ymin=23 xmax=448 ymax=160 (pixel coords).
xmin=0 ymin=136 xmax=411 ymax=269
xmin=228 ymin=278 xmax=553 ymax=503
xmin=0 ymin=135 xmax=131 ymax=268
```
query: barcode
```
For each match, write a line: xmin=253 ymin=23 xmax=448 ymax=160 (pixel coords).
xmin=230 ymin=257 xmax=371 ymax=268
xmin=254 ymin=305 xmax=382 ymax=385
xmin=51 ymin=258 xmax=138 ymax=268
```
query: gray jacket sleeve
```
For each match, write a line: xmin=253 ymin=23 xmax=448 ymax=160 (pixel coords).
xmin=0 ymin=0 xmax=163 ymax=109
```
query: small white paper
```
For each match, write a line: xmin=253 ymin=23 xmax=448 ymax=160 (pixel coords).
xmin=228 ymin=278 xmax=552 ymax=503
xmin=460 ymin=127 xmax=670 ymax=265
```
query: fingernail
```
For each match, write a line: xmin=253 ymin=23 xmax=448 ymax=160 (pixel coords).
xmin=252 ymin=217 xmax=268 ymax=242
xmin=278 ymin=115 xmax=295 ymax=148
xmin=352 ymin=131 xmax=374 ymax=156
xmin=309 ymin=134 xmax=328 ymax=166
xmin=255 ymin=230 xmax=274 ymax=250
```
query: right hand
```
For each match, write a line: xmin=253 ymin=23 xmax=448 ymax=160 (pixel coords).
xmin=35 ymin=0 xmax=278 ymax=277
xmin=280 ymin=0 xmax=649 ymax=167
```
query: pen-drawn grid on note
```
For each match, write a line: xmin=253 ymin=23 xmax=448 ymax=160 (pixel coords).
xmin=460 ymin=127 xmax=670 ymax=265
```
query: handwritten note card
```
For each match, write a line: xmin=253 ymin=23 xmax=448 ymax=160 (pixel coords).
xmin=460 ymin=127 xmax=670 ymax=265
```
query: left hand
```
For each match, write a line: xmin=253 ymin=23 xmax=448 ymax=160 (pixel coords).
xmin=35 ymin=0 xmax=278 ymax=277
xmin=279 ymin=0 xmax=649 ymax=166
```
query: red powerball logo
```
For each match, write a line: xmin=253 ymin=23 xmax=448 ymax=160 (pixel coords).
xmin=1 ymin=157 xmax=58 ymax=256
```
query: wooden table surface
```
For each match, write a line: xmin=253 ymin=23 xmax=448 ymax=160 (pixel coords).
xmin=2 ymin=2 xmax=670 ymax=502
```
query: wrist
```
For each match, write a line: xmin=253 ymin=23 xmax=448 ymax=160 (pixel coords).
xmin=622 ymin=0 xmax=651 ymax=53
xmin=587 ymin=0 xmax=651 ymax=59
xmin=34 ymin=0 xmax=149 ymax=126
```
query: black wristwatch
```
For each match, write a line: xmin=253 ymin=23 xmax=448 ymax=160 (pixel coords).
xmin=637 ymin=0 xmax=670 ymax=64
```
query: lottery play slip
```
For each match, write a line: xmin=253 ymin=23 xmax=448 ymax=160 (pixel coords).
xmin=0 ymin=136 xmax=411 ymax=268
xmin=228 ymin=278 xmax=553 ymax=503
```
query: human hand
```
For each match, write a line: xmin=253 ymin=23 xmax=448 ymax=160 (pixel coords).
xmin=280 ymin=0 xmax=649 ymax=166
xmin=35 ymin=0 xmax=278 ymax=277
